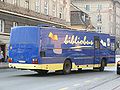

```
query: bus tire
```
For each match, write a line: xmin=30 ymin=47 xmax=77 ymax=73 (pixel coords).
xmin=78 ymin=68 xmax=82 ymax=72
xmin=99 ymin=60 xmax=105 ymax=71
xmin=63 ymin=59 xmax=72 ymax=74
xmin=35 ymin=70 xmax=48 ymax=75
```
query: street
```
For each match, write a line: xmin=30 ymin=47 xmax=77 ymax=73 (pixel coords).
xmin=0 ymin=67 xmax=120 ymax=90
xmin=0 ymin=0 xmax=120 ymax=90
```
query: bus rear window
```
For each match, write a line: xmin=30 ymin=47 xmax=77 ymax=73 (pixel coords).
xmin=10 ymin=27 xmax=39 ymax=44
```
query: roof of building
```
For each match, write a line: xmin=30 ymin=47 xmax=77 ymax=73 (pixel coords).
xmin=71 ymin=11 xmax=90 ymax=25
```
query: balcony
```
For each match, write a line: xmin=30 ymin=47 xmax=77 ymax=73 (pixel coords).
xmin=0 ymin=1 xmax=67 ymax=26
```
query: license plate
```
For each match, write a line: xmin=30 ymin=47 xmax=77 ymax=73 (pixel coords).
xmin=18 ymin=60 xmax=26 ymax=63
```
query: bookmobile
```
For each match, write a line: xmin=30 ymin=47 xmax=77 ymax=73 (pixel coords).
xmin=8 ymin=26 xmax=115 ymax=74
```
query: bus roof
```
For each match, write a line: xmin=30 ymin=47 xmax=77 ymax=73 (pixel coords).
xmin=11 ymin=26 xmax=111 ymax=36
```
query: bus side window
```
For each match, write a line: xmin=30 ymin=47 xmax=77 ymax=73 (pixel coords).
xmin=111 ymin=43 xmax=115 ymax=51
xmin=94 ymin=36 xmax=100 ymax=49
xmin=40 ymin=51 xmax=46 ymax=57
xmin=95 ymin=40 xmax=100 ymax=49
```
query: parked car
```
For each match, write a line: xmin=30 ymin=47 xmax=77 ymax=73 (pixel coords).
xmin=117 ymin=61 xmax=120 ymax=75
xmin=116 ymin=50 xmax=120 ymax=75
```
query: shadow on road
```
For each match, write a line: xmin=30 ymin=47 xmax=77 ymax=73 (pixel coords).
xmin=13 ymin=69 xmax=115 ymax=77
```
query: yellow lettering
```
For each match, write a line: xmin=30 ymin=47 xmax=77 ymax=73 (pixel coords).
xmin=64 ymin=35 xmax=69 ymax=44
xmin=64 ymin=35 xmax=93 ymax=46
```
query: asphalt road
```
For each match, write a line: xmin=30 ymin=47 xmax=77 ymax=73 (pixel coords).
xmin=0 ymin=67 xmax=120 ymax=90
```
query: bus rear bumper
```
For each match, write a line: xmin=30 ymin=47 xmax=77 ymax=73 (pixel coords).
xmin=9 ymin=63 xmax=115 ymax=71
xmin=9 ymin=63 xmax=64 ymax=71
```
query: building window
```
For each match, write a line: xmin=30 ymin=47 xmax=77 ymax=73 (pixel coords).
xmin=82 ymin=13 xmax=87 ymax=22
xmin=85 ymin=5 xmax=90 ymax=11
xmin=97 ymin=14 xmax=102 ymax=22
xmin=44 ymin=0 xmax=48 ymax=15
xmin=97 ymin=4 xmax=102 ymax=10
xmin=96 ymin=26 xmax=102 ymax=32
xmin=52 ymin=0 xmax=56 ymax=17
xmin=0 ymin=20 xmax=4 ymax=33
xmin=59 ymin=6 xmax=63 ymax=19
xmin=35 ymin=0 xmax=40 ymax=13
xmin=25 ymin=0 xmax=29 ymax=9
xmin=13 ymin=22 xmax=18 ymax=27
xmin=1 ymin=0 xmax=4 ymax=2
xmin=13 ymin=0 xmax=20 ymax=6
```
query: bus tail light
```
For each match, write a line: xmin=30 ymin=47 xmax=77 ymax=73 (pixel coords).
xmin=32 ymin=59 xmax=38 ymax=64
xmin=8 ymin=58 xmax=12 ymax=63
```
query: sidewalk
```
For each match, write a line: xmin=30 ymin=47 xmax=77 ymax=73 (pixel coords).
xmin=0 ymin=62 xmax=9 ymax=69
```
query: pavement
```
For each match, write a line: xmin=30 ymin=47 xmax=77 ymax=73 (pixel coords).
xmin=0 ymin=62 xmax=9 ymax=69
xmin=0 ymin=67 xmax=117 ymax=90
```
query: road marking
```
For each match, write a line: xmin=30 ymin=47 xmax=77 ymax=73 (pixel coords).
xmin=85 ymin=80 xmax=91 ymax=83
xmin=93 ymin=78 xmax=101 ymax=80
xmin=73 ymin=84 xmax=81 ymax=87
xmin=84 ymin=78 xmax=101 ymax=84
xmin=58 ymin=87 xmax=69 ymax=90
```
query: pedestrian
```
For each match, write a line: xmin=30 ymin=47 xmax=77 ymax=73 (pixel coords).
xmin=0 ymin=51 xmax=4 ymax=62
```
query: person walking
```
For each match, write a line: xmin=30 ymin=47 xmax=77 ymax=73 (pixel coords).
xmin=0 ymin=51 xmax=4 ymax=62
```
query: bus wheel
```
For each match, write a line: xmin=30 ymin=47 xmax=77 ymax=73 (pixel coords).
xmin=63 ymin=60 xmax=72 ymax=74
xmin=78 ymin=68 xmax=82 ymax=72
xmin=99 ymin=60 xmax=105 ymax=71
xmin=35 ymin=70 xmax=48 ymax=75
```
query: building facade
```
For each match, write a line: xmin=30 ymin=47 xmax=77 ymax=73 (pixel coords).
xmin=70 ymin=4 xmax=94 ymax=31
xmin=70 ymin=11 xmax=91 ymax=30
xmin=0 ymin=0 xmax=70 ymax=61
xmin=72 ymin=0 xmax=120 ymax=47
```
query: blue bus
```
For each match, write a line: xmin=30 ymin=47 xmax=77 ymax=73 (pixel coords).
xmin=8 ymin=26 xmax=115 ymax=74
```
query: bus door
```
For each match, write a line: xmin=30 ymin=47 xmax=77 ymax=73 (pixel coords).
xmin=94 ymin=36 xmax=100 ymax=65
